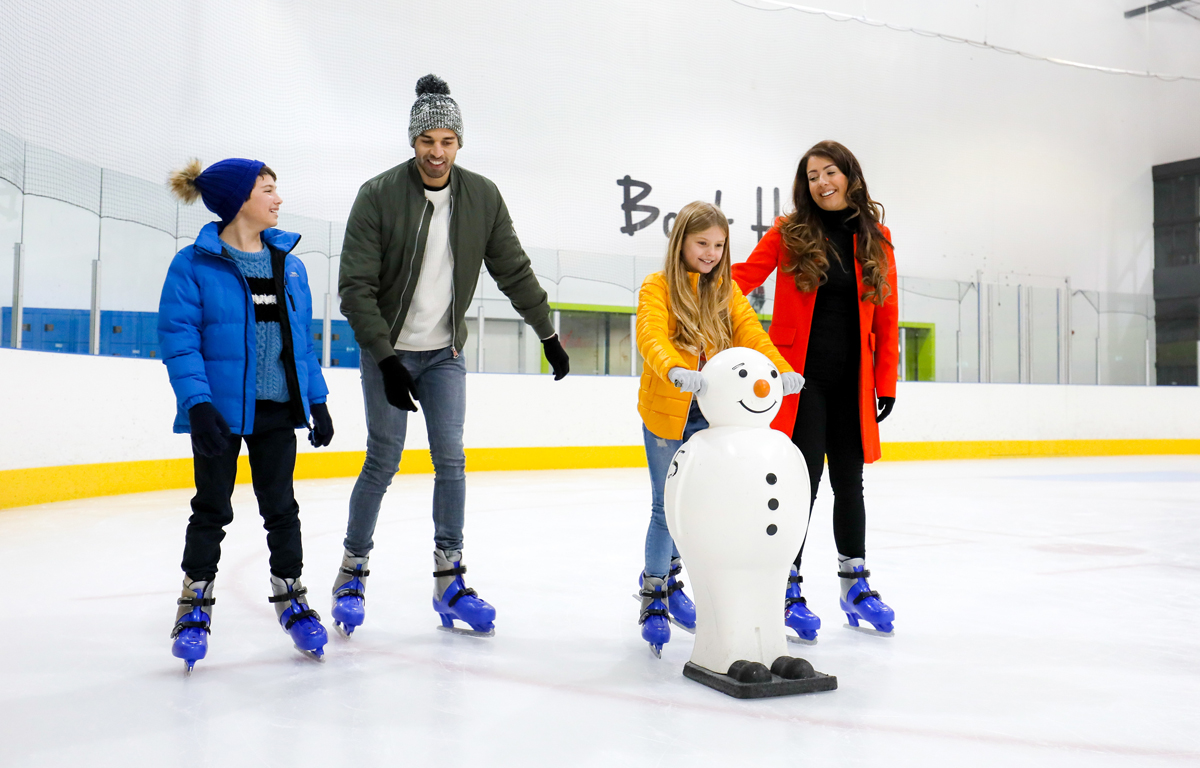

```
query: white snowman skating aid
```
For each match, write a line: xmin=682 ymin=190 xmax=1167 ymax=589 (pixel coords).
xmin=664 ymin=347 xmax=836 ymax=698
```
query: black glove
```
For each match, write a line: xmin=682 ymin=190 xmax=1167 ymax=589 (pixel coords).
xmin=309 ymin=402 xmax=334 ymax=448
xmin=542 ymin=334 xmax=570 ymax=381
xmin=378 ymin=355 xmax=419 ymax=412
xmin=876 ymin=396 xmax=895 ymax=423
xmin=188 ymin=401 xmax=231 ymax=458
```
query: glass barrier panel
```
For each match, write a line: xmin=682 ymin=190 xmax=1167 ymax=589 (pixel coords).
xmin=1029 ymin=286 xmax=1061 ymax=384
xmin=990 ymin=285 xmax=1020 ymax=383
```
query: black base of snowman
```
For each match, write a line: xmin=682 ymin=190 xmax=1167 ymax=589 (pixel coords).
xmin=683 ymin=657 xmax=837 ymax=699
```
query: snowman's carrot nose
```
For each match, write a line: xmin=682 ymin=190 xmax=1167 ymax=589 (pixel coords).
xmin=753 ymin=379 xmax=771 ymax=398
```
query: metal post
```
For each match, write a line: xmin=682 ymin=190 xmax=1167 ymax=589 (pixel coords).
xmin=986 ymin=283 xmax=993 ymax=383
xmin=1145 ymin=299 xmax=1153 ymax=386
xmin=956 ymin=329 xmax=962 ymax=383
xmin=603 ymin=313 xmax=611 ymax=375
xmin=976 ymin=273 xmax=982 ymax=383
xmin=1095 ymin=337 xmax=1101 ymax=385
xmin=93 ymin=170 xmax=104 ymax=355
xmin=630 ymin=313 xmax=637 ymax=376
xmin=477 ymin=304 xmax=485 ymax=373
xmin=1055 ymin=287 xmax=1061 ymax=385
xmin=1017 ymin=285 xmax=1024 ymax=384
xmin=1025 ymin=286 xmax=1033 ymax=383
xmin=899 ymin=327 xmax=906 ymax=382
xmin=517 ymin=322 xmax=526 ymax=374
xmin=11 ymin=243 xmax=23 ymax=349
xmin=90 ymin=259 xmax=102 ymax=354
xmin=1064 ymin=278 xmax=1072 ymax=385
xmin=322 ymin=293 xmax=332 ymax=367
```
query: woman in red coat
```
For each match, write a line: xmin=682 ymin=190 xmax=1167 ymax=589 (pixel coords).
xmin=732 ymin=140 xmax=899 ymax=640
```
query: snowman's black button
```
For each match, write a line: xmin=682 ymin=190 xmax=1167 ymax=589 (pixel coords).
xmin=766 ymin=473 xmax=777 ymax=485
xmin=768 ymin=498 xmax=779 ymax=510
xmin=766 ymin=524 xmax=778 ymax=536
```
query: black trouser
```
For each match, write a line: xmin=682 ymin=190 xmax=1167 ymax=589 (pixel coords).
xmin=181 ymin=400 xmax=303 ymax=582
xmin=790 ymin=375 xmax=867 ymax=567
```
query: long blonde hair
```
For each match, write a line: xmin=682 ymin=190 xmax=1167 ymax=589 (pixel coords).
xmin=664 ymin=201 xmax=733 ymax=355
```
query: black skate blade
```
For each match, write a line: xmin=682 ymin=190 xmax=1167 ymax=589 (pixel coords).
xmin=843 ymin=622 xmax=894 ymax=638
xmin=436 ymin=625 xmax=495 ymax=639
xmin=683 ymin=662 xmax=836 ymax=699
xmin=786 ymin=633 xmax=817 ymax=646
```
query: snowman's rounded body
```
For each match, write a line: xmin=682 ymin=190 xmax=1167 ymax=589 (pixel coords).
xmin=664 ymin=348 xmax=810 ymax=675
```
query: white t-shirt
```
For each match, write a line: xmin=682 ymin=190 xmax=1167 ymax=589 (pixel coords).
xmin=395 ymin=184 xmax=454 ymax=351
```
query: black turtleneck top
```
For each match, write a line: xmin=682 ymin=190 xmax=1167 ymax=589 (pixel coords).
xmin=803 ymin=206 xmax=861 ymax=386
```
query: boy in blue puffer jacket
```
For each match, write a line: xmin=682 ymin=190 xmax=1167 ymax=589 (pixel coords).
xmin=159 ymin=158 xmax=335 ymax=672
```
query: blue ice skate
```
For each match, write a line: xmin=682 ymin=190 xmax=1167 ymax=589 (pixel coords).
xmin=269 ymin=577 xmax=328 ymax=660
xmin=171 ymin=579 xmax=214 ymax=676
xmin=638 ymin=574 xmax=671 ymax=658
xmin=637 ymin=557 xmax=695 ymax=633
xmin=784 ymin=567 xmax=821 ymax=644
xmin=839 ymin=565 xmax=895 ymax=636
xmin=433 ymin=550 xmax=496 ymax=638
xmin=331 ymin=552 xmax=369 ymax=637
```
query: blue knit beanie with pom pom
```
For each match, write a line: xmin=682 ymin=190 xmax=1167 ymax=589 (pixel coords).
xmin=193 ymin=158 xmax=265 ymax=224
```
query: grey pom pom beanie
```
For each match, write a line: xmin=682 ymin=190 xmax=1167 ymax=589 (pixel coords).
xmin=409 ymin=74 xmax=463 ymax=147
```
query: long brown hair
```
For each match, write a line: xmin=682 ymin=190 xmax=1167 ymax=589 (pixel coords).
xmin=778 ymin=140 xmax=891 ymax=305
xmin=664 ymin=201 xmax=733 ymax=355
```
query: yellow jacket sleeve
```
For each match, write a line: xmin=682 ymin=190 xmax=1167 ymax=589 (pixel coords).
xmin=637 ymin=273 xmax=692 ymax=380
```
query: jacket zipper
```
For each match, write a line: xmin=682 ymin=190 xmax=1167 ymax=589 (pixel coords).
xmin=230 ymin=259 xmax=252 ymax=434
xmin=447 ymin=193 xmax=458 ymax=356
xmin=391 ymin=199 xmax=432 ymax=337
xmin=272 ymin=248 xmax=308 ymax=429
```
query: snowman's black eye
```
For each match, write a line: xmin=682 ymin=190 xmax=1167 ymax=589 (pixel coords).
xmin=770 ymin=370 xmax=778 ymax=378
xmin=738 ymin=370 xmax=748 ymax=378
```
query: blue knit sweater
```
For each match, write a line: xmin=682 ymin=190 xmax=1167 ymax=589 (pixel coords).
xmin=225 ymin=244 xmax=289 ymax=403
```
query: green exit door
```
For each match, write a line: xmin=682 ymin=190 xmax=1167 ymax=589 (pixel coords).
xmin=899 ymin=323 xmax=935 ymax=381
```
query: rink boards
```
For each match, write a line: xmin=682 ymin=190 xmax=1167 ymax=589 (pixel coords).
xmin=2 ymin=347 xmax=1199 ymax=509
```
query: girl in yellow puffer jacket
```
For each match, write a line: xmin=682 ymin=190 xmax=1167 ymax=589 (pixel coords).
xmin=634 ymin=200 xmax=801 ymax=657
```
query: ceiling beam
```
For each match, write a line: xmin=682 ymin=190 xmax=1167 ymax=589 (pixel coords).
xmin=1125 ymin=0 xmax=1188 ymax=18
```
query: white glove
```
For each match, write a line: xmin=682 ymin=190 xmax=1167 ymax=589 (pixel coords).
xmin=781 ymin=371 xmax=804 ymax=396
xmin=668 ymin=367 xmax=706 ymax=395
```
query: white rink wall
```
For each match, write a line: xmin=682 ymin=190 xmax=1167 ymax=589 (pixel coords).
xmin=2 ymin=348 xmax=1199 ymax=473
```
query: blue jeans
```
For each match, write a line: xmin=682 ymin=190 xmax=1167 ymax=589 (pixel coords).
xmin=345 ymin=347 xmax=467 ymax=556
xmin=643 ymin=400 xmax=709 ymax=578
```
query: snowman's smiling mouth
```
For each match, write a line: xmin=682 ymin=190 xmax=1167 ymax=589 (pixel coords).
xmin=738 ymin=399 xmax=776 ymax=414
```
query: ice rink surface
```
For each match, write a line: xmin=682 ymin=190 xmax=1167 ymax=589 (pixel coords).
xmin=1 ymin=456 xmax=1198 ymax=767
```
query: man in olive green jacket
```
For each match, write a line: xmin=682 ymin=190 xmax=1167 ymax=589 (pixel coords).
xmin=331 ymin=74 xmax=570 ymax=639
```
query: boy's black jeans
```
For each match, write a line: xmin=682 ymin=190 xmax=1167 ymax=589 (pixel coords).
xmin=181 ymin=400 xmax=303 ymax=582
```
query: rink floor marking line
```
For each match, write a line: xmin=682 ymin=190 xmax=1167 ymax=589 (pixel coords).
xmin=338 ymin=645 xmax=1200 ymax=761
xmin=1036 ymin=561 xmax=1200 ymax=576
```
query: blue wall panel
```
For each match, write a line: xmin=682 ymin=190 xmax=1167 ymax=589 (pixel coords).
xmin=4 ymin=306 xmax=359 ymax=369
